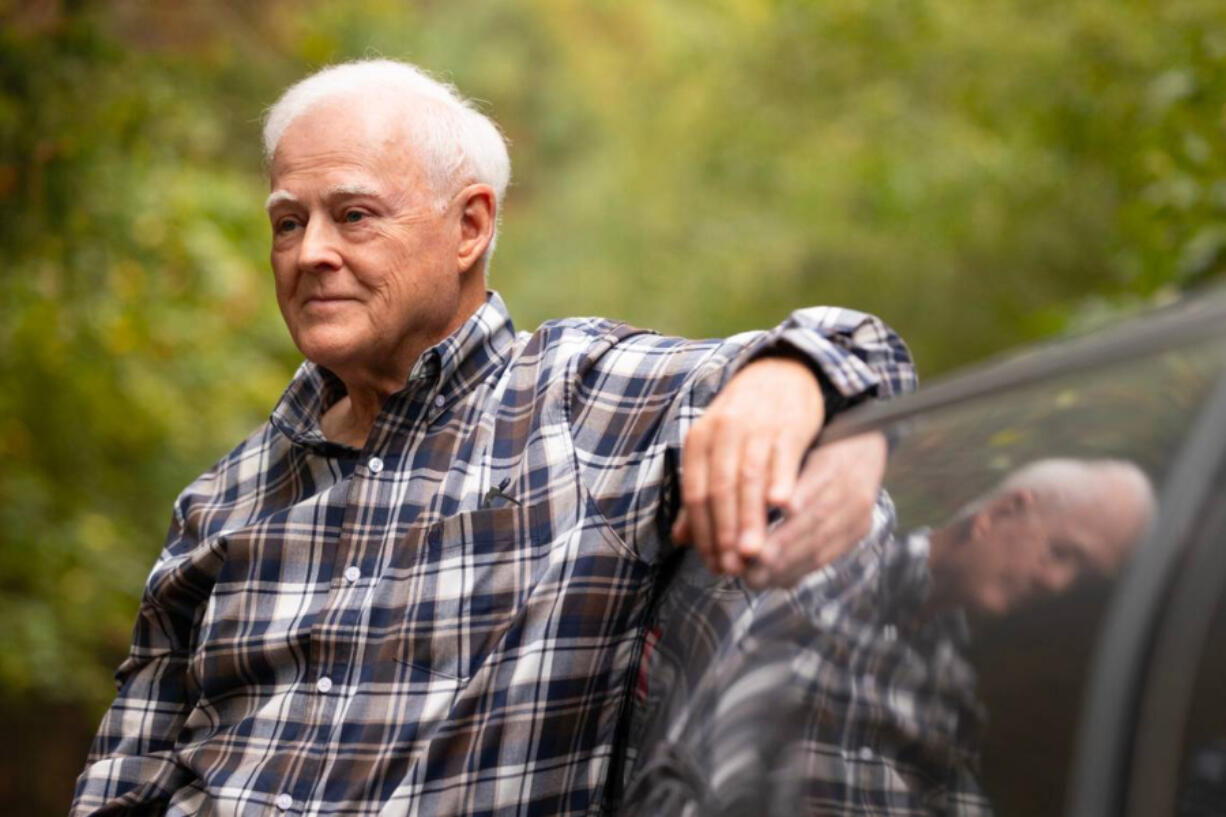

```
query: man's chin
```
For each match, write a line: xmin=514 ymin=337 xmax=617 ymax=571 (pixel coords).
xmin=294 ymin=330 xmax=371 ymax=373
xmin=963 ymin=591 xmax=1011 ymax=620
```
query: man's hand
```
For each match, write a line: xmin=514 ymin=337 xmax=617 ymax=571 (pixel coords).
xmin=747 ymin=432 xmax=887 ymax=588
xmin=671 ymin=357 xmax=824 ymax=576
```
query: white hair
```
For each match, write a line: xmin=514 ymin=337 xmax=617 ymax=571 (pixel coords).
xmin=262 ymin=59 xmax=511 ymax=261
xmin=953 ymin=458 xmax=1152 ymax=522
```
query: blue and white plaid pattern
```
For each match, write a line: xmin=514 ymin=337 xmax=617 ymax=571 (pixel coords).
xmin=72 ymin=291 xmax=915 ymax=817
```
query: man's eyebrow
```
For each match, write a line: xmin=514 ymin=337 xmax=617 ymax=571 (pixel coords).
xmin=264 ymin=190 xmax=299 ymax=212
xmin=264 ymin=184 xmax=382 ymax=213
xmin=327 ymin=182 xmax=381 ymax=198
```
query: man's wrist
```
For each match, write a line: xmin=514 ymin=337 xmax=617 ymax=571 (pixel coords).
xmin=752 ymin=343 xmax=843 ymax=416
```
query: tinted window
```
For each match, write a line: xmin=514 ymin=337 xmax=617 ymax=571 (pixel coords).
xmin=879 ymin=343 xmax=1223 ymax=816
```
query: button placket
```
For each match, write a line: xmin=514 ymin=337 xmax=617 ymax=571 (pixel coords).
xmin=299 ymin=447 xmax=381 ymax=808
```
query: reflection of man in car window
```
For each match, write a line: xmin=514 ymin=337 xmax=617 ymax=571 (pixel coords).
xmin=621 ymin=454 xmax=1155 ymax=817
xmin=925 ymin=458 xmax=1155 ymax=618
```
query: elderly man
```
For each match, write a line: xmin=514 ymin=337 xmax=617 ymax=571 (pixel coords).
xmin=623 ymin=457 xmax=1155 ymax=816
xmin=70 ymin=60 xmax=915 ymax=817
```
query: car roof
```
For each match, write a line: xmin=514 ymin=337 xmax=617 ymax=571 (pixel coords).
xmin=824 ymin=285 xmax=1226 ymax=443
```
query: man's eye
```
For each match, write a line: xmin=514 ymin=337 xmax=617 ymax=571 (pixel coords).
xmin=274 ymin=218 xmax=301 ymax=234
xmin=344 ymin=210 xmax=366 ymax=223
xmin=1050 ymin=540 xmax=1082 ymax=565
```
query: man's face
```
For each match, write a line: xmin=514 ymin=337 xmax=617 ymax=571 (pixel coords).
xmin=961 ymin=486 xmax=1142 ymax=616
xmin=958 ymin=494 xmax=1050 ymax=616
xmin=266 ymin=98 xmax=466 ymax=380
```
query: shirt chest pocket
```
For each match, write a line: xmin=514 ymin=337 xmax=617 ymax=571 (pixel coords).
xmin=379 ymin=501 xmax=554 ymax=682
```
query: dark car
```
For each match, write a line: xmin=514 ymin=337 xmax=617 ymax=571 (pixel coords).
xmin=613 ymin=290 xmax=1226 ymax=817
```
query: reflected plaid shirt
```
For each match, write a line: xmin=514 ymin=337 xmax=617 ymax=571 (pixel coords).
xmin=72 ymin=291 xmax=915 ymax=817
xmin=623 ymin=508 xmax=991 ymax=817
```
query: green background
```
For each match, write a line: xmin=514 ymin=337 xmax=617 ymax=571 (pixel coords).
xmin=1 ymin=0 xmax=1224 ymax=810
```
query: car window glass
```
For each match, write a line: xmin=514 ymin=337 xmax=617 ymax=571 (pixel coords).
xmin=875 ymin=341 xmax=1225 ymax=817
xmin=619 ymin=335 xmax=1226 ymax=817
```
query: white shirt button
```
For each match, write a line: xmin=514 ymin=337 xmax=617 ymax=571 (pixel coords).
xmin=344 ymin=565 xmax=361 ymax=583
xmin=316 ymin=676 xmax=333 ymax=693
xmin=367 ymin=456 xmax=383 ymax=474
xmin=275 ymin=793 xmax=293 ymax=811
xmin=433 ymin=394 xmax=446 ymax=408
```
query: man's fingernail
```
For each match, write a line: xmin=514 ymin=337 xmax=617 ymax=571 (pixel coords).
xmin=721 ymin=551 xmax=741 ymax=575
xmin=738 ymin=531 xmax=762 ymax=556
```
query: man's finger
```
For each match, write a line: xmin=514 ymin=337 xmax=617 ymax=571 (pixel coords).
xmin=749 ymin=515 xmax=834 ymax=588
xmin=681 ymin=425 xmax=717 ymax=571
xmin=758 ymin=489 xmax=839 ymax=567
xmin=751 ymin=451 xmax=835 ymax=575
xmin=737 ymin=434 xmax=773 ymax=560
xmin=764 ymin=500 xmax=877 ymax=586
xmin=759 ymin=514 xmax=810 ymax=563
xmin=766 ymin=431 xmax=805 ymax=509
xmin=708 ymin=420 xmax=744 ymax=574
xmin=763 ymin=517 xmax=841 ymax=587
xmin=787 ymin=457 xmax=833 ymax=516
xmin=671 ymin=508 xmax=691 ymax=544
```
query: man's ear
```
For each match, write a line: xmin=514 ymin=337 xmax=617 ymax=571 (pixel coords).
xmin=972 ymin=489 xmax=1034 ymax=540
xmin=997 ymin=488 xmax=1035 ymax=516
xmin=455 ymin=184 xmax=496 ymax=274
xmin=970 ymin=509 xmax=991 ymax=543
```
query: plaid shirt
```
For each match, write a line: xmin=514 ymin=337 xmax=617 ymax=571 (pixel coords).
xmin=72 ymin=291 xmax=915 ymax=817
xmin=622 ymin=504 xmax=991 ymax=817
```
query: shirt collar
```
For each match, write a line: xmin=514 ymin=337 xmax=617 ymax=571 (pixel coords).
xmin=269 ymin=290 xmax=517 ymax=452
xmin=426 ymin=289 xmax=518 ymax=411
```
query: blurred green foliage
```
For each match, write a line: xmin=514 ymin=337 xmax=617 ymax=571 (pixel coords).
xmin=1 ymin=0 xmax=1224 ymax=721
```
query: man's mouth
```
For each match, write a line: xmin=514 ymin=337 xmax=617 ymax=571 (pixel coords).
xmin=304 ymin=295 xmax=359 ymax=306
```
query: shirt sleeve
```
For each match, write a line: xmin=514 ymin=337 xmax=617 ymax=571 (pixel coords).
xmin=70 ymin=507 xmax=199 ymax=816
xmin=566 ymin=306 xmax=916 ymax=563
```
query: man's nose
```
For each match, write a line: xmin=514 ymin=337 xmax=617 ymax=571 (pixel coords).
xmin=297 ymin=217 xmax=343 ymax=271
xmin=1040 ymin=562 xmax=1078 ymax=595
